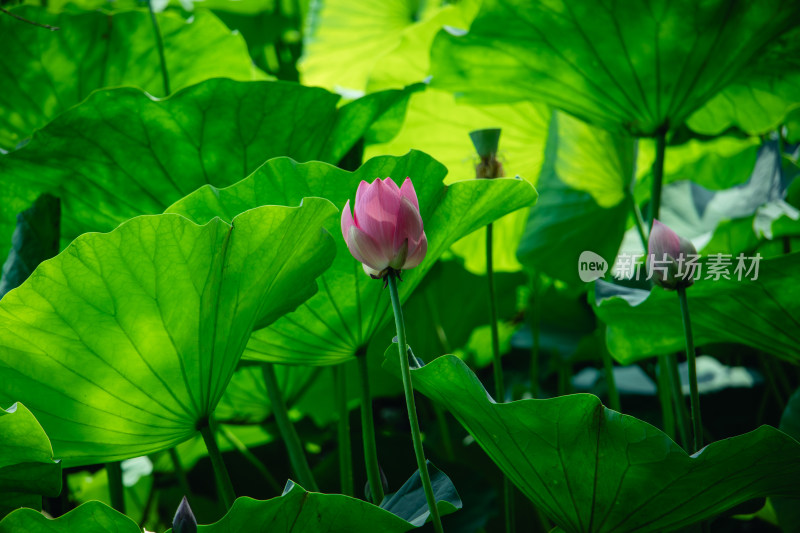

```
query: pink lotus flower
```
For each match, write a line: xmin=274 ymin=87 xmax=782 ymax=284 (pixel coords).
xmin=341 ymin=177 xmax=428 ymax=278
xmin=648 ymin=219 xmax=698 ymax=290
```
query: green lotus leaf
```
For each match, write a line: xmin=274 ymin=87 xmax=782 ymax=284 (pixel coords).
xmin=687 ymin=27 xmax=800 ymax=136
xmin=0 ymin=501 xmax=138 ymax=533
xmin=592 ymin=253 xmax=800 ymax=364
xmin=0 ymin=78 xmax=413 ymax=262
xmin=0 ymin=6 xmax=263 ymax=150
xmin=299 ymin=0 xmax=476 ymax=93
xmin=162 ymin=479 xmax=455 ymax=532
xmin=385 ymin=353 xmax=800 ymax=532
xmin=0 ymin=199 xmax=337 ymax=466
xmin=167 ymin=151 xmax=537 ymax=365
xmin=430 ymin=0 xmax=800 ymax=136
xmin=0 ymin=402 xmax=61 ymax=519
xmin=517 ymin=111 xmax=632 ymax=284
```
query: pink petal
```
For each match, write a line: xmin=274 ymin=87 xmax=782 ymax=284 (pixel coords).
xmin=393 ymin=196 xmax=424 ymax=252
xmin=353 ymin=181 xmax=370 ymax=226
xmin=346 ymin=225 xmax=390 ymax=272
xmin=354 ymin=178 xmax=402 ymax=259
xmin=399 ymin=178 xmax=419 ymax=211
xmin=341 ymin=199 xmax=355 ymax=241
xmin=648 ymin=219 xmax=682 ymax=259
xmin=403 ymin=231 xmax=428 ymax=270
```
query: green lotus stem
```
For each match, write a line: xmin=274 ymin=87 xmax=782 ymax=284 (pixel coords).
xmin=218 ymin=423 xmax=281 ymax=494
xmin=665 ymin=354 xmax=691 ymax=450
xmin=168 ymin=448 xmax=192 ymax=501
xmin=334 ymin=363 xmax=354 ymax=497
xmin=487 ymin=222 xmax=516 ymax=533
xmin=106 ymin=461 xmax=125 ymax=514
xmin=649 ymin=130 xmax=667 ymax=226
xmin=677 ymin=286 xmax=703 ymax=452
xmin=601 ymin=347 xmax=621 ymax=412
xmin=387 ymin=271 xmax=444 ymax=533
xmin=422 ymin=291 xmax=456 ymax=462
xmin=262 ymin=363 xmax=319 ymax=492
xmin=528 ymin=273 xmax=542 ymax=398
xmin=628 ymin=192 xmax=649 ymax=251
xmin=199 ymin=422 xmax=236 ymax=510
xmin=487 ymin=223 xmax=505 ymax=401
xmin=356 ymin=351 xmax=384 ymax=504
xmin=656 ymin=356 xmax=676 ymax=439
xmin=147 ymin=0 xmax=170 ymax=96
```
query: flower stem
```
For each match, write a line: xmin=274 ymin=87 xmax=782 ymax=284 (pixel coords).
xmin=677 ymin=286 xmax=703 ymax=452
xmin=665 ymin=353 xmax=691 ymax=450
xmin=106 ymin=461 xmax=125 ymax=514
xmin=218 ymin=423 xmax=281 ymax=494
xmin=601 ymin=346 xmax=621 ymax=412
xmin=387 ymin=271 xmax=444 ymax=533
xmin=334 ymin=363 xmax=354 ymax=497
xmin=199 ymin=422 xmax=236 ymax=510
xmin=488 ymin=223 xmax=516 ymax=533
xmin=262 ymin=363 xmax=319 ymax=492
xmin=356 ymin=351 xmax=384 ymax=504
xmin=649 ymin=130 xmax=667 ymax=227
xmin=147 ymin=0 xmax=170 ymax=96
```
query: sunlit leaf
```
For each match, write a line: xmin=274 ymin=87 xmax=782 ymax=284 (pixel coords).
xmin=430 ymin=0 xmax=800 ymax=135
xmin=517 ymin=112 xmax=632 ymax=284
xmin=0 ymin=403 xmax=61 ymax=519
xmin=0 ymin=200 xmax=337 ymax=466
xmin=167 ymin=151 xmax=538 ymax=365
xmin=0 ymin=78 xmax=412 ymax=261
xmin=688 ymin=27 xmax=800 ymax=136
xmin=0 ymin=6 xmax=262 ymax=150
xmin=386 ymin=353 xmax=800 ymax=532
xmin=0 ymin=501 xmax=138 ymax=533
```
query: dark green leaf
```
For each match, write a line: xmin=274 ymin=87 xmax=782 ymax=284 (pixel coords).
xmin=380 ymin=462 xmax=461 ymax=527
xmin=385 ymin=354 xmax=800 ymax=532
xmin=0 ymin=194 xmax=59 ymax=299
xmin=0 ymin=200 xmax=337 ymax=466
xmin=593 ymin=253 xmax=800 ymax=364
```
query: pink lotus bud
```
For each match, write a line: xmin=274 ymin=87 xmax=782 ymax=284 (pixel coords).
xmin=647 ymin=220 xmax=698 ymax=290
xmin=341 ymin=177 xmax=428 ymax=279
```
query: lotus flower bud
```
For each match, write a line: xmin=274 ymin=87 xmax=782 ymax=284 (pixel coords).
xmin=647 ymin=220 xmax=698 ymax=290
xmin=172 ymin=496 xmax=197 ymax=533
xmin=341 ymin=177 xmax=428 ymax=279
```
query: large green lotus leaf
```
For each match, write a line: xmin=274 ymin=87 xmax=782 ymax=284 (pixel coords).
xmin=687 ymin=27 xmax=800 ymax=136
xmin=299 ymin=0 xmax=476 ymax=93
xmin=0 ymin=402 xmax=61 ymax=519
xmin=773 ymin=388 xmax=800 ymax=532
xmin=0 ymin=6 xmax=263 ymax=150
xmin=364 ymin=89 xmax=549 ymax=272
xmin=386 ymin=354 xmax=800 ymax=532
xmin=0 ymin=78 xmax=412 ymax=261
xmin=0 ymin=501 xmax=138 ymax=533
xmin=636 ymin=135 xmax=759 ymax=192
xmin=0 ymin=200 xmax=337 ymax=466
xmin=592 ymin=253 xmax=800 ymax=364
xmin=162 ymin=482 xmax=434 ymax=532
xmin=214 ymin=364 xmax=320 ymax=424
xmin=430 ymin=0 xmax=800 ymax=136
xmin=167 ymin=151 xmax=538 ymax=365
xmin=517 ymin=112 xmax=632 ymax=284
